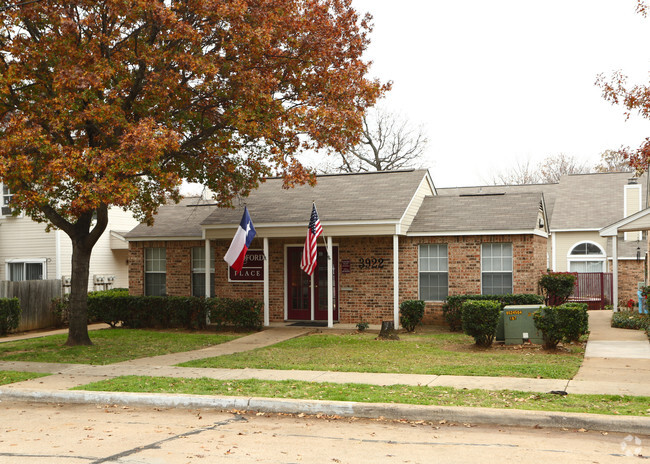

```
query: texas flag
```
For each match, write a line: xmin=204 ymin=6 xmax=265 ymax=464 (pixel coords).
xmin=224 ymin=207 xmax=256 ymax=272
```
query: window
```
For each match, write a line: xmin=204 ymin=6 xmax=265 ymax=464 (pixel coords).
xmin=1 ymin=185 xmax=17 ymax=216
xmin=7 ymin=261 xmax=45 ymax=281
xmin=568 ymin=242 xmax=605 ymax=273
xmin=419 ymin=244 xmax=448 ymax=301
xmin=191 ymin=247 xmax=215 ymax=297
xmin=482 ymin=243 xmax=512 ymax=295
xmin=145 ymin=248 xmax=166 ymax=296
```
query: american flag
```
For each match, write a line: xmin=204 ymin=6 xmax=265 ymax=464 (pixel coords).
xmin=300 ymin=203 xmax=323 ymax=275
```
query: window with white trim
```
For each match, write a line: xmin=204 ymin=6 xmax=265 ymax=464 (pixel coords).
xmin=191 ymin=247 xmax=215 ymax=297
xmin=144 ymin=248 xmax=166 ymax=296
xmin=1 ymin=185 xmax=19 ymax=217
xmin=419 ymin=244 xmax=448 ymax=301
xmin=7 ymin=260 xmax=45 ymax=281
xmin=481 ymin=243 xmax=512 ymax=295
xmin=568 ymin=242 xmax=605 ymax=273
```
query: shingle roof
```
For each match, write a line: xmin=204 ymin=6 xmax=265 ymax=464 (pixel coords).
xmin=408 ymin=192 xmax=545 ymax=233
xmin=125 ymin=196 xmax=218 ymax=239
xmin=437 ymin=183 xmax=557 ymax=224
xmin=201 ymin=169 xmax=430 ymax=226
xmin=551 ymin=172 xmax=646 ymax=229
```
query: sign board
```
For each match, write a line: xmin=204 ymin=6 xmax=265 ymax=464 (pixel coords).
xmin=228 ymin=249 xmax=264 ymax=282
xmin=340 ymin=259 xmax=351 ymax=274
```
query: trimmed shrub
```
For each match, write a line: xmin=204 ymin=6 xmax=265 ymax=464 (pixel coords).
xmin=0 ymin=298 xmax=21 ymax=335
xmin=400 ymin=300 xmax=425 ymax=332
xmin=533 ymin=303 xmax=589 ymax=350
xmin=612 ymin=310 xmax=650 ymax=332
xmin=461 ymin=300 xmax=501 ymax=347
xmin=443 ymin=294 xmax=544 ymax=331
xmin=50 ymin=294 xmax=71 ymax=328
xmin=207 ymin=298 xmax=263 ymax=331
xmin=539 ymin=272 xmax=576 ymax=306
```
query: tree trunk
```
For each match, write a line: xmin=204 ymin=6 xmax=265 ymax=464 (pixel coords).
xmin=377 ymin=320 xmax=399 ymax=340
xmin=66 ymin=240 xmax=93 ymax=346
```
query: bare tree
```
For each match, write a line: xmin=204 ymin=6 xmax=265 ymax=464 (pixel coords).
xmin=489 ymin=153 xmax=590 ymax=185
xmin=594 ymin=149 xmax=633 ymax=173
xmin=538 ymin=153 xmax=590 ymax=183
xmin=326 ymin=107 xmax=428 ymax=172
xmin=490 ymin=158 xmax=541 ymax=185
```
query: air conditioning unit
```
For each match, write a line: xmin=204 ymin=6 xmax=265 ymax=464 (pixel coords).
xmin=93 ymin=275 xmax=105 ymax=284
xmin=1 ymin=206 xmax=16 ymax=216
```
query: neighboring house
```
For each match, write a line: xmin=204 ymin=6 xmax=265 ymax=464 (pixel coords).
xmin=439 ymin=171 xmax=648 ymax=305
xmin=0 ymin=184 xmax=139 ymax=289
xmin=126 ymin=170 xmax=549 ymax=326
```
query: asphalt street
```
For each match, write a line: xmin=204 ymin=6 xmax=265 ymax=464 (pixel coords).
xmin=0 ymin=401 xmax=647 ymax=464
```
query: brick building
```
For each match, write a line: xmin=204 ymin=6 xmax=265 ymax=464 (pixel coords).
xmin=126 ymin=170 xmax=550 ymax=326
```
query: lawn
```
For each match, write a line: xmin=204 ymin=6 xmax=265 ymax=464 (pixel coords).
xmin=0 ymin=329 xmax=239 ymax=365
xmin=0 ymin=371 xmax=49 ymax=385
xmin=179 ymin=331 xmax=584 ymax=379
xmin=74 ymin=376 xmax=650 ymax=417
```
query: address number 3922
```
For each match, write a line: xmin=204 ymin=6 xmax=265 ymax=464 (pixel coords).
xmin=358 ymin=258 xmax=385 ymax=269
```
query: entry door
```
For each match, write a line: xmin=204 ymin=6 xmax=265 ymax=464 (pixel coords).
xmin=287 ymin=246 xmax=338 ymax=321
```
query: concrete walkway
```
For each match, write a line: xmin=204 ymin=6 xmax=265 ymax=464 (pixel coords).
xmin=568 ymin=310 xmax=650 ymax=396
xmin=0 ymin=313 xmax=648 ymax=432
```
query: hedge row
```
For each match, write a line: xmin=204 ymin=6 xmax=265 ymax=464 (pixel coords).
xmin=0 ymin=298 xmax=20 ymax=336
xmin=53 ymin=291 xmax=263 ymax=331
xmin=611 ymin=310 xmax=650 ymax=340
xmin=443 ymin=294 xmax=544 ymax=331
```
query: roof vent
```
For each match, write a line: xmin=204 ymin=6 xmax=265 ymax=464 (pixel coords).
xmin=628 ymin=177 xmax=639 ymax=185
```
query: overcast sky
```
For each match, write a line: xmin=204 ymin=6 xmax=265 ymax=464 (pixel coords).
xmin=345 ymin=0 xmax=650 ymax=187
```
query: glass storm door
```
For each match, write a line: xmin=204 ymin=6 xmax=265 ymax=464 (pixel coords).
xmin=287 ymin=246 xmax=338 ymax=321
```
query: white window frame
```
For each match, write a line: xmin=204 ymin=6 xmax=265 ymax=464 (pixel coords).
xmin=6 ymin=259 xmax=47 ymax=281
xmin=1 ymin=184 xmax=23 ymax=218
xmin=567 ymin=241 xmax=606 ymax=273
xmin=191 ymin=246 xmax=215 ymax=297
xmin=418 ymin=244 xmax=448 ymax=301
xmin=481 ymin=243 xmax=513 ymax=295
xmin=144 ymin=247 xmax=166 ymax=296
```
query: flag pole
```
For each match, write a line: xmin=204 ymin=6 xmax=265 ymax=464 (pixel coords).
xmin=313 ymin=201 xmax=330 ymax=259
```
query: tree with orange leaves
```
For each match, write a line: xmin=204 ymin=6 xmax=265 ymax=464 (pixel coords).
xmin=597 ymin=1 xmax=650 ymax=179
xmin=0 ymin=0 xmax=387 ymax=345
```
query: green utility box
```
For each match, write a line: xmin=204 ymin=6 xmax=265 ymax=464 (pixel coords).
xmin=502 ymin=305 xmax=544 ymax=345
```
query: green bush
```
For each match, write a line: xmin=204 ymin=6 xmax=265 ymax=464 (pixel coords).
xmin=461 ymin=300 xmax=501 ymax=347
xmin=0 ymin=298 xmax=21 ymax=335
xmin=207 ymin=298 xmax=263 ymax=331
xmin=539 ymin=272 xmax=577 ymax=306
xmin=533 ymin=303 xmax=589 ymax=350
xmin=88 ymin=295 xmax=208 ymax=330
xmin=443 ymin=294 xmax=544 ymax=331
xmin=612 ymin=310 xmax=650 ymax=332
xmin=50 ymin=294 xmax=71 ymax=328
xmin=400 ymin=300 xmax=425 ymax=332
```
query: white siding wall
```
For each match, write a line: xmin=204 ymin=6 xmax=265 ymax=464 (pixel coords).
xmin=624 ymin=184 xmax=642 ymax=241
xmin=399 ymin=176 xmax=436 ymax=233
xmin=59 ymin=207 xmax=139 ymax=290
xmin=553 ymin=231 xmax=608 ymax=272
xmin=0 ymin=216 xmax=57 ymax=280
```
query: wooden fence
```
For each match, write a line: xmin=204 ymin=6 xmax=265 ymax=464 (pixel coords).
xmin=0 ymin=280 xmax=62 ymax=331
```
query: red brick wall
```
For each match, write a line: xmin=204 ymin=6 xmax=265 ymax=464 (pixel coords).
xmin=617 ymin=259 xmax=644 ymax=305
xmin=400 ymin=234 xmax=547 ymax=324
xmin=128 ymin=233 xmax=547 ymax=325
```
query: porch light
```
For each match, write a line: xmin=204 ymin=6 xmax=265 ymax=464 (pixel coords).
xmin=637 ymin=246 xmax=641 ymax=262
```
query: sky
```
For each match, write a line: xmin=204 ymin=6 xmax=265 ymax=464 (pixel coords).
xmin=339 ymin=0 xmax=650 ymax=188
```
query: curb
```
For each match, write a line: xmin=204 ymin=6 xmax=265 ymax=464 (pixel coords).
xmin=2 ymin=388 xmax=649 ymax=435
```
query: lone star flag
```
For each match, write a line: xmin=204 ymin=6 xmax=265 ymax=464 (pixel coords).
xmin=224 ymin=207 xmax=256 ymax=272
xmin=300 ymin=203 xmax=323 ymax=276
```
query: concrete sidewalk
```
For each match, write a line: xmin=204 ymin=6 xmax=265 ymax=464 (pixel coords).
xmin=0 ymin=312 xmax=649 ymax=433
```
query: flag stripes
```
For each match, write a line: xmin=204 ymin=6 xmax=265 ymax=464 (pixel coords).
xmin=300 ymin=203 xmax=322 ymax=275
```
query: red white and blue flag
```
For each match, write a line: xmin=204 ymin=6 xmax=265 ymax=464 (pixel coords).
xmin=224 ymin=206 xmax=256 ymax=272
xmin=300 ymin=203 xmax=323 ymax=276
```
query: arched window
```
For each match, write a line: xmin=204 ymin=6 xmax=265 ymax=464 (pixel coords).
xmin=567 ymin=241 xmax=605 ymax=273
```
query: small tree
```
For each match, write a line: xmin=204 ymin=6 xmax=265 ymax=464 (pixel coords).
xmin=461 ymin=300 xmax=501 ymax=347
xmin=399 ymin=300 xmax=425 ymax=332
xmin=539 ymin=273 xmax=577 ymax=306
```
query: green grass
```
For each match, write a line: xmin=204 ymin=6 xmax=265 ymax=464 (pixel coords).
xmin=0 ymin=370 xmax=49 ymax=385
xmin=179 ymin=332 xmax=584 ymax=379
xmin=0 ymin=329 xmax=240 ymax=365
xmin=75 ymin=375 xmax=650 ymax=417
